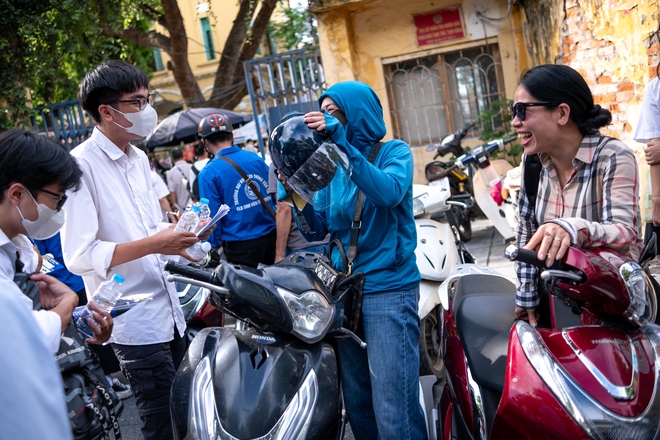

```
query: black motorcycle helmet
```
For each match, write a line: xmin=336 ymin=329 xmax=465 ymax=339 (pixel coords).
xmin=270 ymin=113 xmax=351 ymax=206
xmin=198 ymin=113 xmax=233 ymax=139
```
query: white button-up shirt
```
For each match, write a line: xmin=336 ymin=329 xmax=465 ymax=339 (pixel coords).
xmin=62 ymin=128 xmax=185 ymax=345
xmin=0 ymin=230 xmax=62 ymax=352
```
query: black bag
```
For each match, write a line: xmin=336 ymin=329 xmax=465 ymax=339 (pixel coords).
xmin=14 ymin=265 xmax=123 ymax=440
xmin=189 ymin=165 xmax=201 ymax=203
xmin=313 ymin=240 xmax=365 ymax=333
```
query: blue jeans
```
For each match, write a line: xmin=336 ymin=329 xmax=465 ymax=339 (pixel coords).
xmin=336 ymin=286 xmax=428 ymax=440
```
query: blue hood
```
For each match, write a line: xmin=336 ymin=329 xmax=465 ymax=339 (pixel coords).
xmin=319 ymin=82 xmax=386 ymax=154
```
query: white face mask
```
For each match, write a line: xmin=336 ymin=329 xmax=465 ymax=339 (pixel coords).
xmin=17 ymin=190 xmax=65 ymax=240
xmin=110 ymin=103 xmax=158 ymax=137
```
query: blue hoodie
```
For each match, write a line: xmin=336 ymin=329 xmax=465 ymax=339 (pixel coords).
xmin=298 ymin=81 xmax=420 ymax=294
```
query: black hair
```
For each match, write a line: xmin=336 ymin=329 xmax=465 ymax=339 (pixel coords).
xmin=205 ymin=131 xmax=233 ymax=145
xmin=171 ymin=148 xmax=184 ymax=160
xmin=78 ymin=60 xmax=150 ymax=123
xmin=518 ymin=64 xmax=612 ymax=134
xmin=0 ymin=129 xmax=82 ymax=203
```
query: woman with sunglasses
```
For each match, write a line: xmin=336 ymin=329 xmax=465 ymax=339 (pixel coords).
xmin=512 ymin=64 xmax=643 ymax=327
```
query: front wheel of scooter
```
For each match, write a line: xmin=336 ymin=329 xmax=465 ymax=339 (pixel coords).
xmin=419 ymin=305 xmax=445 ymax=379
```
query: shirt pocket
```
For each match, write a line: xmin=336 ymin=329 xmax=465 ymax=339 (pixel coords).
xmin=134 ymin=189 xmax=162 ymax=231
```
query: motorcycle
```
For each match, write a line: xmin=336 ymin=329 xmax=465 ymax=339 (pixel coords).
xmin=165 ymin=253 xmax=366 ymax=440
xmin=174 ymin=252 xmax=225 ymax=344
xmin=413 ymin=178 xmax=475 ymax=378
xmin=427 ymin=126 xmax=519 ymax=242
xmin=432 ymin=235 xmax=660 ymax=440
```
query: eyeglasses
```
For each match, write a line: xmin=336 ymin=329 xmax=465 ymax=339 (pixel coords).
xmin=105 ymin=93 xmax=155 ymax=111
xmin=510 ymin=102 xmax=559 ymax=121
xmin=39 ymin=188 xmax=68 ymax=212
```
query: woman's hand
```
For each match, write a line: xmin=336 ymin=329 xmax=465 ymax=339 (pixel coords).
xmin=514 ymin=306 xmax=539 ymax=327
xmin=524 ymin=223 xmax=570 ymax=266
xmin=304 ymin=111 xmax=326 ymax=132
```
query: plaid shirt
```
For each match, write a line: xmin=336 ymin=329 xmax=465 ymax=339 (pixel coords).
xmin=516 ymin=133 xmax=643 ymax=308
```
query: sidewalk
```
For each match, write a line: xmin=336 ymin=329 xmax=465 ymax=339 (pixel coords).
xmin=463 ymin=218 xmax=517 ymax=283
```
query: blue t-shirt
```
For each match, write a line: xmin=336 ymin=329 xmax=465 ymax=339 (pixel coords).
xmin=297 ymin=81 xmax=420 ymax=294
xmin=198 ymin=146 xmax=276 ymax=247
xmin=33 ymin=232 xmax=85 ymax=292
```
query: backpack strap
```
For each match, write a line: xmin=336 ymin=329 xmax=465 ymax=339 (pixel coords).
xmin=346 ymin=141 xmax=383 ymax=274
xmin=523 ymin=153 xmax=542 ymax=208
xmin=219 ymin=156 xmax=276 ymax=219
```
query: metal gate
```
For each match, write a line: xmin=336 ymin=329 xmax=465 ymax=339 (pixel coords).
xmin=243 ymin=46 xmax=326 ymax=155
xmin=31 ymin=100 xmax=94 ymax=151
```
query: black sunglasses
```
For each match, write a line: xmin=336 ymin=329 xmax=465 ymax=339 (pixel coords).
xmin=40 ymin=188 xmax=68 ymax=212
xmin=105 ymin=93 xmax=155 ymax=111
xmin=510 ymin=102 xmax=559 ymax=121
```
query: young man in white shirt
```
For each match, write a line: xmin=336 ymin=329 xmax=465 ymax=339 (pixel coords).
xmin=165 ymin=147 xmax=193 ymax=211
xmin=0 ymin=129 xmax=112 ymax=439
xmin=61 ymin=60 xmax=202 ymax=440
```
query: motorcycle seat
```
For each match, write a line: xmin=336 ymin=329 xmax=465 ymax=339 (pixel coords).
xmin=453 ymin=274 xmax=516 ymax=393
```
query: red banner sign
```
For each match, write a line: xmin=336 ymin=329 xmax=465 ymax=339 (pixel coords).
xmin=414 ymin=7 xmax=465 ymax=46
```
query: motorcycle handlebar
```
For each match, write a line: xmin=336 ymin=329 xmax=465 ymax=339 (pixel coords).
xmin=505 ymin=245 xmax=543 ymax=267
xmin=165 ymin=260 xmax=219 ymax=285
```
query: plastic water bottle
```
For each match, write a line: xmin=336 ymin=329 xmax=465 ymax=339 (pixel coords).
xmin=174 ymin=205 xmax=201 ymax=232
xmin=195 ymin=198 xmax=211 ymax=234
xmin=186 ymin=241 xmax=212 ymax=260
xmin=74 ymin=274 xmax=125 ymax=339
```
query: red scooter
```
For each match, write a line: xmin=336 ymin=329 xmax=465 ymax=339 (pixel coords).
xmin=431 ymin=238 xmax=660 ymax=440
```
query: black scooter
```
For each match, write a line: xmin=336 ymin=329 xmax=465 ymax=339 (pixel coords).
xmin=165 ymin=252 xmax=365 ymax=440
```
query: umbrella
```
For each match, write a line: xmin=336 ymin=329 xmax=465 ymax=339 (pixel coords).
xmin=144 ymin=107 xmax=252 ymax=150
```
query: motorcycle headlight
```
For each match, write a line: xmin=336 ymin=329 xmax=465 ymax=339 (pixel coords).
xmin=188 ymin=356 xmax=217 ymax=440
xmin=620 ymin=262 xmax=657 ymax=326
xmin=278 ymin=288 xmax=334 ymax=344
xmin=413 ymin=192 xmax=428 ymax=216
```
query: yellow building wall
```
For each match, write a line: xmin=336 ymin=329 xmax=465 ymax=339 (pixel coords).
xmin=313 ymin=0 xmax=529 ymax=181
xmin=150 ymin=0 xmax=287 ymax=113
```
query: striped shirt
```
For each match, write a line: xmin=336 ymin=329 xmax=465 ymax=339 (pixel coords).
xmin=516 ymin=133 xmax=643 ymax=308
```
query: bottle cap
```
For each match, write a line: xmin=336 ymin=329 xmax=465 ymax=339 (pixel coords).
xmin=112 ymin=274 xmax=125 ymax=284
xmin=191 ymin=205 xmax=201 ymax=213
xmin=200 ymin=198 xmax=209 ymax=205
xmin=201 ymin=242 xmax=212 ymax=252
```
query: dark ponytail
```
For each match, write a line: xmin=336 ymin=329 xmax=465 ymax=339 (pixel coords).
xmin=518 ymin=64 xmax=612 ymax=134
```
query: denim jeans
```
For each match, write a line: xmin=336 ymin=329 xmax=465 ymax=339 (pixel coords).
xmin=112 ymin=328 xmax=187 ymax=440
xmin=336 ymin=286 xmax=428 ymax=440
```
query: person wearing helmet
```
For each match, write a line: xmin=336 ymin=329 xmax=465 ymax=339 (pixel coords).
xmin=272 ymin=82 xmax=427 ymax=440
xmin=197 ymin=113 xmax=277 ymax=267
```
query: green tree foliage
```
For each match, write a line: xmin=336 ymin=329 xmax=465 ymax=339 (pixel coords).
xmin=269 ymin=2 xmax=317 ymax=51
xmin=0 ymin=0 xmax=154 ymax=130
xmin=0 ymin=0 xmax=279 ymax=130
xmin=477 ymin=98 xmax=523 ymax=166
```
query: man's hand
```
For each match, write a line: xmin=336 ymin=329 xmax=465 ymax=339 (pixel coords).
xmin=85 ymin=302 xmax=113 ymax=345
xmin=151 ymin=226 xmax=199 ymax=257
xmin=645 ymin=139 xmax=660 ymax=165
xmin=514 ymin=306 xmax=539 ymax=327
xmin=197 ymin=223 xmax=215 ymax=241
xmin=524 ymin=223 xmax=571 ymax=266
xmin=30 ymin=273 xmax=78 ymax=333
xmin=31 ymin=273 xmax=78 ymax=311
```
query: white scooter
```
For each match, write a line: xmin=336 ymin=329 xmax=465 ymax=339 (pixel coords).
xmin=413 ymin=176 xmax=474 ymax=378
xmin=428 ymin=125 xmax=519 ymax=242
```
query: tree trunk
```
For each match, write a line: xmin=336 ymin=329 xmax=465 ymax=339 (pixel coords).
xmin=160 ymin=0 xmax=206 ymax=108
xmin=207 ymin=0 xmax=279 ymax=109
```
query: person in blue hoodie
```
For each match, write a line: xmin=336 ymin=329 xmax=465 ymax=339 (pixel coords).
xmin=299 ymin=81 xmax=427 ymax=440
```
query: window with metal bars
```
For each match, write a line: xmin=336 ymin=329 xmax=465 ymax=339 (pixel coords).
xmin=384 ymin=44 xmax=505 ymax=147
